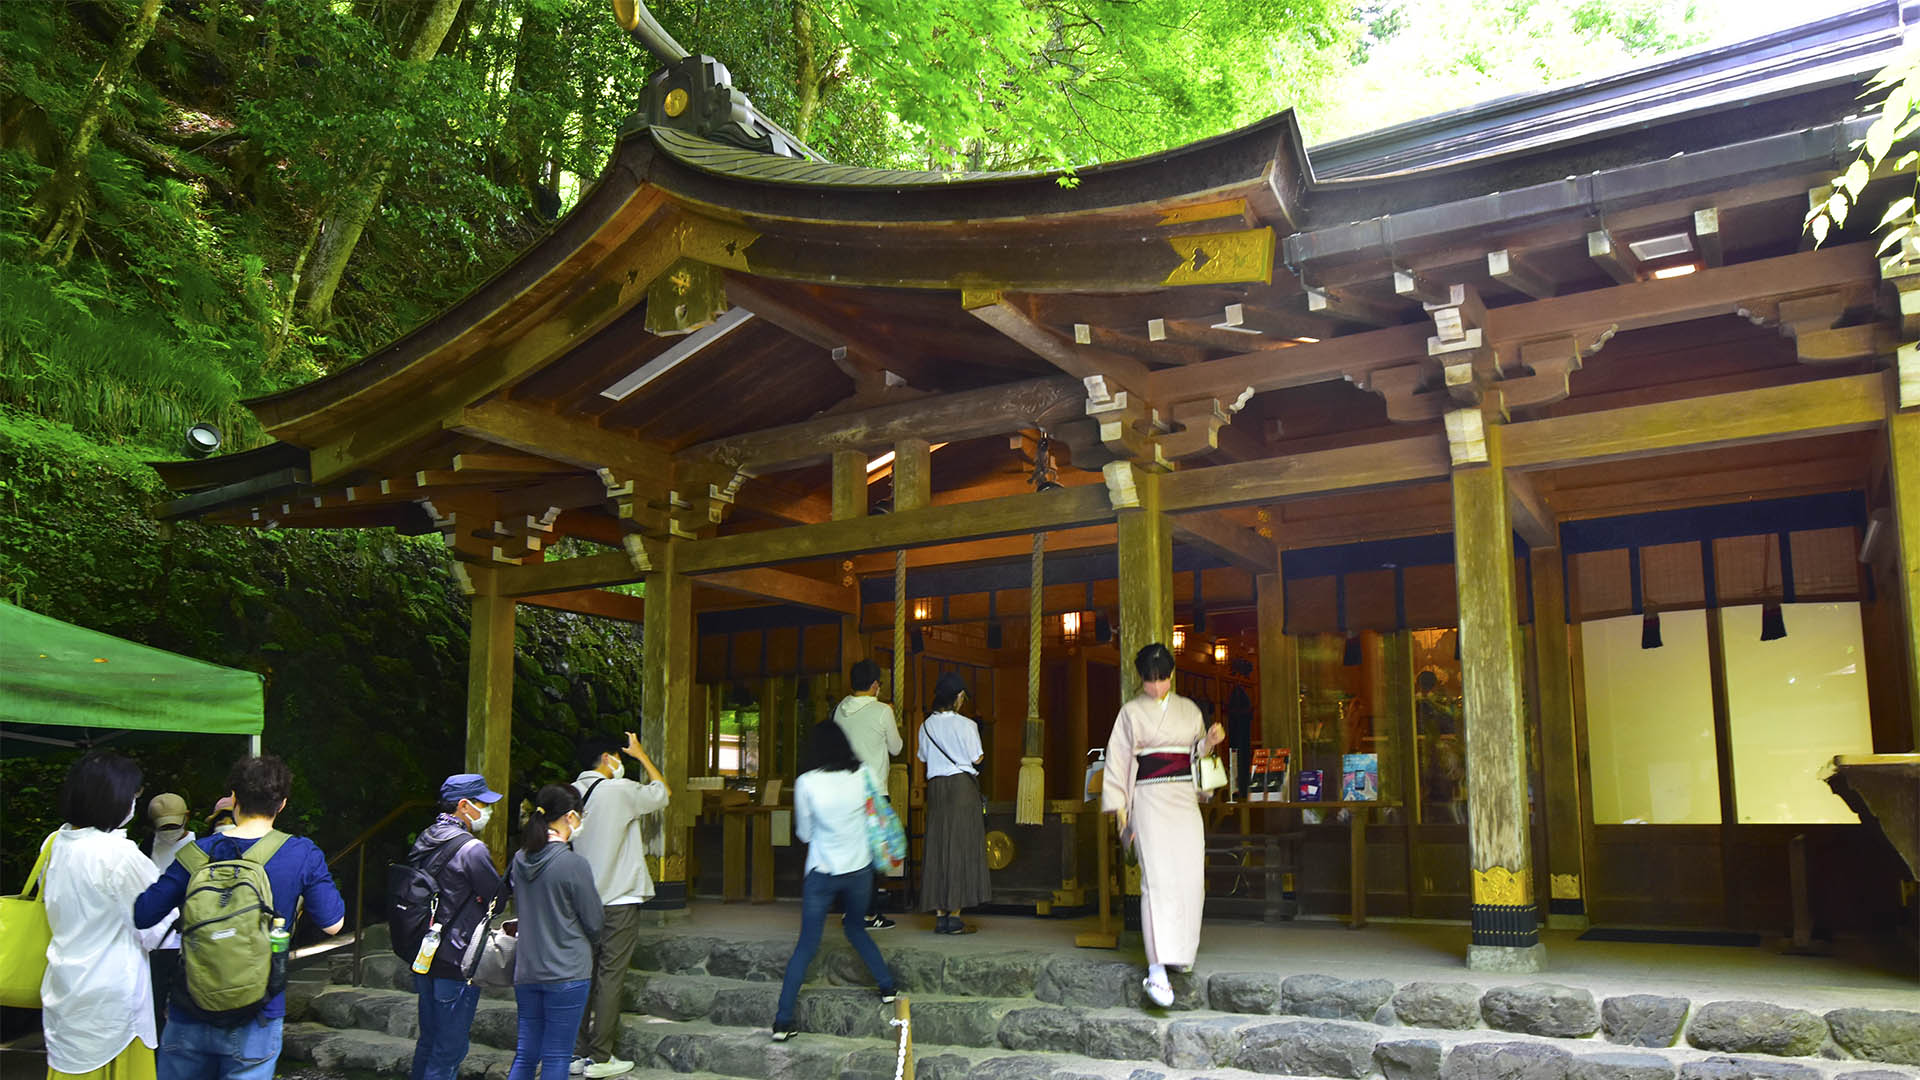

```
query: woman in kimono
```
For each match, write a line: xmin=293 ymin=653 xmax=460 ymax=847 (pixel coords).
xmin=1101 ymin=643 xmax=1224 ymax=1007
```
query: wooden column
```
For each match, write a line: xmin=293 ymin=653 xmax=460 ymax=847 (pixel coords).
xmin=1116 ymin=465 xmax=1173 ymax=701
xmin=1256 ymin=571 xmax=1299 ymax=754
xmin=465 ymin=567 xmax=515 ymax=865
xmin=832 ymin=449 xmax=868 ymax=521
xmin=1448 ymin=411 xmax=1544 ymax=971
xmin=642 ymin=542 xmax=694 ymax=908
xmin=1529 ymin=547 xmax=1587 ymax=929
xmin=894 ymin=438 xmax=932 ymax=512
xmin=1066 ymin=649 xmax=1089 ymax=792
xmin=1886 ymin=408 xmax=1920 ymax=748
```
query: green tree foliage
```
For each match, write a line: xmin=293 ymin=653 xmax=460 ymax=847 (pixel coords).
xmin=1805 ymin=44 xmax=1920 ymax=254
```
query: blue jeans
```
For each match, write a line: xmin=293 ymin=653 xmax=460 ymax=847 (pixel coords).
xmin=155 ymin=1014 xmax=282 ymax=1080
xmin=508 ymin=980 xmax=591 ymax=1080
xmin=412 ymin=973 xmax=482 ymax=1080
xmin=773 ymin=867 xmax=895 ymax=1027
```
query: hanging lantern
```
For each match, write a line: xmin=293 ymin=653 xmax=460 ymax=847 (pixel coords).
xmin=1061 ymin=610 xmax=1083 ymax=641
xmin=1213 ymin=640 xmax=1229 ymax=665
xmin=912 ymin=598 xmax=932 ymax=621
xmin=1171 ymin=626 xmax=1188 ymax=652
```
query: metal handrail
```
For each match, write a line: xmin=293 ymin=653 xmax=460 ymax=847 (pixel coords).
xmin=327 ymin=798 xmax=432 ymax=984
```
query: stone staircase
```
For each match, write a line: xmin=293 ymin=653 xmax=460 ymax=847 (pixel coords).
xmin=281 ymin=927 xmax=1920 ymax=1080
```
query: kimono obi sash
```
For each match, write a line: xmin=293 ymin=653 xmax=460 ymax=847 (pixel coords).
xmin=1136 ymin=745 xmax=1192 ymax=785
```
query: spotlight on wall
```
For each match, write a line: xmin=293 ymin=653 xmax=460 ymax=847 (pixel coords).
xmin=1641 ymin=612 xmax=1663 ymax=650
xmin=184 ymin=423 xmax=221 ymax=459
xmin=1760 ymin=602 xmax=1787 ymax=641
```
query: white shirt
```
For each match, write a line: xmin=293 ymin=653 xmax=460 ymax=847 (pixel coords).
xmin=833 ymin=695 xmax=903 ymax=792
xmin=918 ymin=711 xmax=982 ymax=778
xmin=572 ymin=771 xmax=670 ymax=905
xmin=41 ymin=826 xmax=168 ymax=1073
xmin=794 ymin=769 xmax=874 ymax=876
xmin=147 ymin=830 xmax=194 ymax=950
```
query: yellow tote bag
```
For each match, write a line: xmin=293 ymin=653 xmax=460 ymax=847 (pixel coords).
xmin=0 ymin=832 xmax=55 ymax=1008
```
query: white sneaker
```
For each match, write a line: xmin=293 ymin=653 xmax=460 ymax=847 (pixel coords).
xmin=569 ymin=1059 xmax=591 ymax=1076
xmin=1142 ymin=975 xmax=1175 ymax=1008
xmin=583 ymin=1059 xmax=634 ymax=1079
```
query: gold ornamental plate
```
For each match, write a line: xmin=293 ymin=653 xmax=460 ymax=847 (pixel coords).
xmin=984 ymin=829 xmax=1015 ymax=871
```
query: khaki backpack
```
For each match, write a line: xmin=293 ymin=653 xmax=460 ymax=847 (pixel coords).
xmin=174 ymin=831 xmax=289 ymax=1023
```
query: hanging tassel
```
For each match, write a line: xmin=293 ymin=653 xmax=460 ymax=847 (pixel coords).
xmin=1016 ymin=530 xmax=1047 ymax=825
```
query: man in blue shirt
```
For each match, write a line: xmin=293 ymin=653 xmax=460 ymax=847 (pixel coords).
xmin=135 ymin=755 xmax=345 ymax=1080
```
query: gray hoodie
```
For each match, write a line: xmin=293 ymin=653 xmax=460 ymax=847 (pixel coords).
xmin=833 ymin=694 xmax=903 ymax=792
xmin=508 ymin=841 xmax=602 ymax=984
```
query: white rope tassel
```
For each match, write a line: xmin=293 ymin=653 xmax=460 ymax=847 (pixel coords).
xmin=889 ymin=1012 xmax=912 ymax=1080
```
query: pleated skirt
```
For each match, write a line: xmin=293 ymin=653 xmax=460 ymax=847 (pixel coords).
xmin=920 ymin=773 xmax=992 ymax=911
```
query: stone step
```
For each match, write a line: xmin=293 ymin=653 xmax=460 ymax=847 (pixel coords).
xmin=280 ymin=1021 xmax=740 ymax=1080
xmin=297 ymin=984 xmax=1919 ymax=1080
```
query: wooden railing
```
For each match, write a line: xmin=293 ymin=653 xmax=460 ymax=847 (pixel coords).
xmin=327 ymin=799 xmax=433 ymax=982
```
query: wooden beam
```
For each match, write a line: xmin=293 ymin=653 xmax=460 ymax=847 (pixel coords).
xmin=1885 ymin=410 xmax=1920 ymax=748
xmin=451 ymin=451 xmax=571 ymax=474
xmin=1452 ymin=422 xmax=1543 ymax=969
xmin=1506 ymin=472 xmax=1556 ymax=548
xmin=1156 ymin=244 xmax=1879 ymax=406
xmin=1160 ymin=436 xmax=1452 ymax=513
xmin=724 ymin=274 xmax=945 ymax=390
xmin=1693 ymin=208 xmax=1723 ymax=268
xmin=1487 ymin=249 xmax=1556 ymax=299
xmin=1171 ymin=510 xmax=1277 ymax=573
xmin=965 ymin=291 xmax=1153 ymax=393
xmin=735 ymin=480 xmax=832 ymax=524
xmin=1116 ymin=466 xmax=1173 ymax=701
xmin=679 ymin=484 xmax=1118 ymax=573
xmin=693 ymin=566 xmax=859 ymax=614
xmin=1306 ymin=285 xmax=1404 ymax=327
xmin=1502 ymin=372 xmax=1888 ymax=470
xmin=520 ymin=587 xmax=647 ymax=623
xmin=894 ymin=438 xmax=932 ymax=512
xmin=1255 ymin=572 xmax=1298 ymax=755
xmin=682 ymin=376 xmax=1085 ymax=474
xmin=1393 ymin=268 xmax=1454 ymax=305
xmin=1549 ymin=455 xmax=1861 ymax=520
xmin=450 ymin=399 xmax=669 ymax=479
xmin=1587 ymin=229 xmax=1640 ymax=285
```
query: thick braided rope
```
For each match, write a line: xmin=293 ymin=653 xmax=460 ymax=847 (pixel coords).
xmin=1026 ymin=530 xmax=1042 ymax=745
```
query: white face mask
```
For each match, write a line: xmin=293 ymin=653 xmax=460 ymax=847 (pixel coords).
xmin=607 ymin=757 xmax=626 ymax=781
xmin=569 ymin=812 xmax=585 ymax=840
xmin=467 ymin=804 xmax=492 ymax=834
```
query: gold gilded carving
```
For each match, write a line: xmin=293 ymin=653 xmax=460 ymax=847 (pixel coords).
xmin=1157 ymin=199 xmax=1249 ymax=226
xmin=650 ymin=854 xmax=688 ymax=883
xmin=674 ymin=216 xmax=759 ymax=272
xmin=1162 ymin=228 xmax=1275 ymax=287
xmin=1472 ymin=865 xmax=1534 ymax=906
xmin=1549 ymin=873 xmax=1581 ymax=901
xmin=985 ymin=830 xmax=1015 ymax=871
xmin=664 ymin=88 xmax=689 ymax=117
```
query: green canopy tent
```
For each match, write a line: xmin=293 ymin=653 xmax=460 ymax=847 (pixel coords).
xmin=0 ymin=603 xmax=263 ymax=751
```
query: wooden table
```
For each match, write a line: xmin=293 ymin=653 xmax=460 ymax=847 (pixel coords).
xmin=1206 ymin=800 xmax=1400 ymax=929
xmin=708 ymin=796 xmax=783 ymax=904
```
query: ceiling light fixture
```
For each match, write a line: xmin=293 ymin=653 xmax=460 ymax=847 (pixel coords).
xmin=1651 ymin=264 xmax=1698 ymax=280
xmin=600 ymin=307 xmax=754 ymax=401
xmin=1292 ymin=336 xmax=1320 ymax=344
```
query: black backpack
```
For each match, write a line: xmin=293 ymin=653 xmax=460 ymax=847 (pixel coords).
xmin=387 ymin=835 xmax=477 ymax=964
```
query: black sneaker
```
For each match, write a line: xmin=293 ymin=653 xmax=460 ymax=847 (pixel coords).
xmin=865 ymin=913 xmax=896 ymax=930
xmin=937 ymin=918 xmax=968 ymax=935
xmin=932 ymin=915 xmax=952 ymax=934
xmin=878 ymin=988 xmax=899 ymax=1005
xmin=771 ymin=1024 xmax=798 ymax=1042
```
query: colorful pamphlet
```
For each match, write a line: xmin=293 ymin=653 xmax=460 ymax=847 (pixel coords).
xmin=1297 ymin=768 xmax=1323 ymax=802
xmin=1341 ymin=753 xmax=1380 ymax=802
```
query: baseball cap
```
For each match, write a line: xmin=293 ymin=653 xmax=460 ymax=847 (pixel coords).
xmin=148 ymin=793 xmax=189 ymax=828
xmin=440 ymin=773 xmax=503 ymax=804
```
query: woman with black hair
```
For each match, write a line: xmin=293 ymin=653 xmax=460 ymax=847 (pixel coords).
xmin=1101 ymin=643 xmax=1224 ymax=1008
xmin=769 ymin=720 xmax=897 ymax=1042
xmin=41 ymin=750 xmax=168 ymax=1080
xmin=507 ymin=785 xmax=605 ymax=1080
xmin=917 ymin=671 xmax=990 ymax=934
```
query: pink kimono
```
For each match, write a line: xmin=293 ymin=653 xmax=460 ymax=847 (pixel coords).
xmin=1101 ymin=690 xmax=1207 ymax=967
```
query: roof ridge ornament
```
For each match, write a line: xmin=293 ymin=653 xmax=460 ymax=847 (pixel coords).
xmin=610 ymin=0 xmax=818 ymax=162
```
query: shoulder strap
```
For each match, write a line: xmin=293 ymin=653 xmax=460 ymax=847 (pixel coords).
xmin=240 ymin=830 xmax=291 ymax=867
xmin=21 ymin=832 xmax=56 ymax=900
xmin=923 ymin=723 xmax=961 ymax=769
xmin=423 ymin=833 xmax=477 ymax=877
xmin=580 ymin=778 xmax=607 ymax=809
xmin=174 ymin=840 xmax=210 ymax=874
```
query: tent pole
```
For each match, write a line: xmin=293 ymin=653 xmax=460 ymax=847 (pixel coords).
xmin=249 ymin=734 xmax=262 ymax=756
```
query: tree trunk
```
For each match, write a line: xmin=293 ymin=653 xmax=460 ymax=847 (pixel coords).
xmin=31 ymin=0 xmax=164 ymax=261
xmin=296 ymin=0 xmax=461 ymax=327
xmin=793 ymin=0 xmax=825 ymax=143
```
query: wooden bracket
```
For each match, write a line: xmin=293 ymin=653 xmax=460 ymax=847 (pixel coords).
xmin=1363 ymin=364 xmax=1444 ymax=422
xmin=1444 ymin=406 xmax=1490 ymax=467
xmin=1693 ymin=208 xmax=1723 ymax=268
xmin=1497 ymin=327 xmax=1615 ymax=411
xmin=1487 ymin=248 xmax=1556 ymax=299
xmin=1588 ymin=229 xmax=1640 ymax=285
xmin=1307 ymin=285 xmax=1402 ymax=327
xmin=1084 ymin=378 xmax=1165 ymax=466
xmin=1102 ymin=460 xmax=1142 ymax=508
xmin=1393 ymin=268 xmax=1453 ymax=305
xmin=1426 ymin=284 xmax=1500 ymax=405
xmin=645 ymin=257 xmax=728 ymax=335
xmin=1159 ymin=397 xmax=1234 ymax=460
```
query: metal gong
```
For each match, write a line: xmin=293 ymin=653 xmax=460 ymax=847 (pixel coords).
xmin=984 ymin=829 xmax=1015 ymax=871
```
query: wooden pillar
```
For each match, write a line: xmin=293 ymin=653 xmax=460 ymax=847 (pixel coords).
xmin=894 ymin=438 xmax=932 ymax=512
xmin=642 ymin=542 xmax=694 ymax=908
xmin=1886 ymin=408 xmax=1920 ymax=748
xmin=465 ymin=567 xmax=515 ymax=865
xmin=1066 ymin=649 xmax=1089 ymax=788
xmin=1448 ymin=411 xmax=1544 ymax=971
xmin=1256 ymin=571 xmax=1299 ymax=754
xmin=1115 ymin=465 xmax=1173 ymax=701
xmin=1529 ymin=547 xmax=1587 ymax=929
xmin=832 ymin=449 xmax=868 ymax=521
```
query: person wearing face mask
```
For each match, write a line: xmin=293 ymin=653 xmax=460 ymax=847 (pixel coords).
xmin=142 ymin=793 xmax=195 ymax=1038
xmin=404 ymin=774 xmax=506 ymax=1080
xmin=509 ymin=785 xmax=603 ymax=1080
xmin=565 ymin=733 xmax=667 ymax=1079
xmin=41 ymin=751 xmax=170 ymax=1080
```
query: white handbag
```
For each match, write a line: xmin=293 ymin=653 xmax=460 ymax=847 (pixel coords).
xmin=1193 ymin=740 xmax=1228 ymax=792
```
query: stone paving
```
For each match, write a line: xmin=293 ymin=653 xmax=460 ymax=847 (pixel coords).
xmin=279 ymin=921 xmax=1920 ymax=1080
